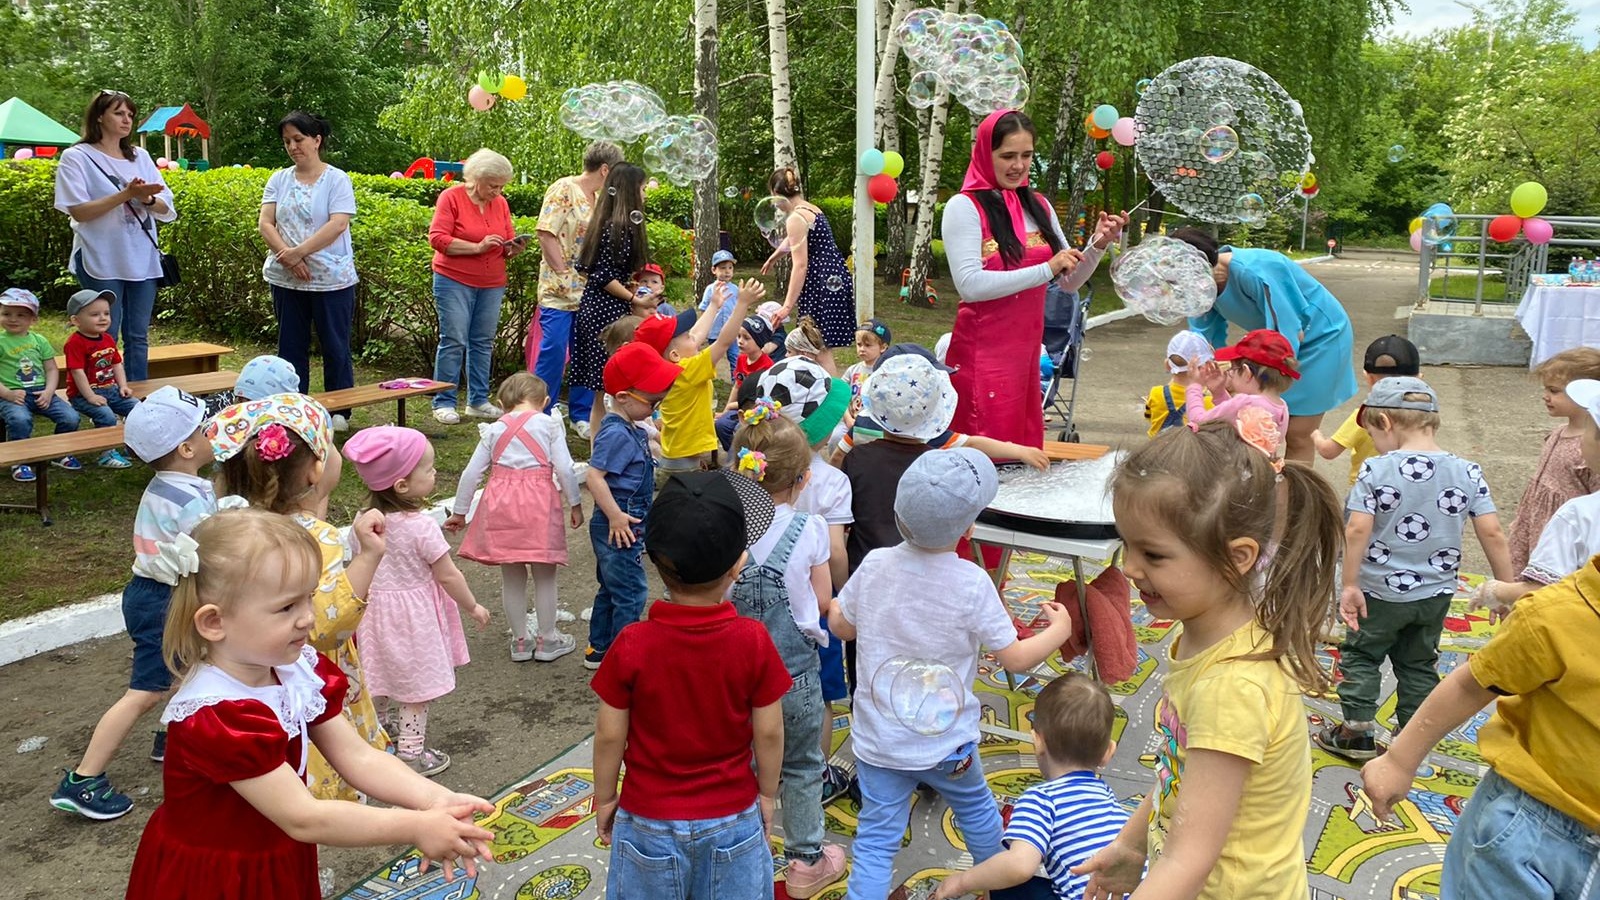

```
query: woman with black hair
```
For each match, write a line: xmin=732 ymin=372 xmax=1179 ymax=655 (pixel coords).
xmin=571 ymin=162 xmax=650 ymax=439
xmin=258 ymin=111 xmax=358 ymax=428
xmin=941 ymin=110 xmax=1126 ymax=446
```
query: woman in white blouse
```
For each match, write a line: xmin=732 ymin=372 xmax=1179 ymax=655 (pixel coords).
xmin=53 ymin=90 xmax=176 ymax=382
xmin=258 ymin=111 xmax=359 ymax=430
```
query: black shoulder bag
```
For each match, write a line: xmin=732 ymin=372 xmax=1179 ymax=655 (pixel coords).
xmin=82 ymin=153 xmax=181 ymax=288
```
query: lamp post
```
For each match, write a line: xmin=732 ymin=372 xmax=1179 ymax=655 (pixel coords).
xmin=853 ymin=0 xmax=877 ymax=318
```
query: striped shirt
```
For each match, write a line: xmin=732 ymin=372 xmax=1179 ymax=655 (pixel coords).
xmin=1005 ymin=770 xmax=1130 ymax=900
xmin=131 ymin=472 xmax=217 ymax=584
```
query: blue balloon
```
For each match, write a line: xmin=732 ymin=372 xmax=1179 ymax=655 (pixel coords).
xmin=1092 ymin=104 xmax=1120 ymax=130
xmin=859 ymin=148 xmax=886 ymax=176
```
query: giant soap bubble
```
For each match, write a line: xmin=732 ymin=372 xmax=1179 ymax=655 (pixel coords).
xmin=1111 ymin=236 xmax=1220 ymax=325
xmin=558 ymin=80 xmax=668 ymax=142
xmin=643 ymin=115 xmax=718 ymax=186
xmin=897 ymin=9 xmax=1029 ymax=115
xmin=1134 ymin=57 xmax=1312 ymax=225
xmin=872 ymin=656 xmax=964 ymax=736
xmin=753 ymin=196 xmax=788 ymax=248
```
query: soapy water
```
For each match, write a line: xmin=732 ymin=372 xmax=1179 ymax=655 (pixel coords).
xmin=986 ymin=452 xmax=1123 ymax=525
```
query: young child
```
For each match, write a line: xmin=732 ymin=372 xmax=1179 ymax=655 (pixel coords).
xmin=1072 ymin=412 xmax=1345 ymax=900
xmin=584 ymin=343 xmax=681 ymax=669
xmin=209 ymin=393 xmax=390 ymax=799
xmin=784 ymin=316 xmax=828 ymax=367
xmin=343 ymin=426 xmax=491 ymax=777
xmin=0 ymin=287 xmax=81 ymax=481
xmin=1143 ymin=330 xmax=1214 ymax=437
xmin=62 ymin=289 xmax=135 ymax=468
xmin=1310 ymin=334 xmax=1420 ymax=485
xmin=591 ymin=470 xmax=790 ymax=898
xmin=830 ymin=448 xmax=1073 ymax=900
xmin=842 ymin=317 xmax=891 ymax=400
xmin=934 ymin=673 xmax=1129 ymax=900
xmin=1188 ymin=328 xmax=1295 ymax=440
xmin=1502 ymin=347 xmax=1600 ymax=574
xmin=446 ymin=373 xmax=583 ymax=663
xmin=730 ymin=314 xmax=777 ymax=407
xmin=699 ymin=249 xmax=741 ymax=373
xmin=757 ymin=300 xmax=790 ymax=363
xmin=630 ymin=263 xmax=674 ymax=318
xmin=124 ymin=509 xmax=495 ymax=900
xmin=50 ymin=386 xmax=213 ymax=821
xmin=1316 ymin=376 xmax=1514 ymax=762
xmin=727 ymin=406 xmax=847 ymax=894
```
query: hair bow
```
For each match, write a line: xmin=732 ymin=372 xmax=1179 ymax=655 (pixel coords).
xmin=1233 ymin=405 xmax=1285 ymax=473
xmin=146 ymin=533 xmax=201 ymax=587
xmin=736 ymin=448 xmax=769 ymax=482
xmin=742 ymin=399 xmax=782 ymax=426
xmin=255 ymin=423 xmax=295 ymax=462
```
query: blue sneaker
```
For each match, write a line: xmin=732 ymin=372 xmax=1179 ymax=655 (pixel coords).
xmin=52 ymin=456 xmax=83 ymax=471
xmin=11 ymin=465 xmax=34 ymax=483
xmin=98 ymin=448 xmax=133 ymax=469
xmin=49 ymin=770 xmax=133 ymax=820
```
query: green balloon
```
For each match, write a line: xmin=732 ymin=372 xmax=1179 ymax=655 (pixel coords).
xmin=477 ymin=71 xmax=505 ymax=94
xmin=1509 ymin=181 xmax=1548 ymax=219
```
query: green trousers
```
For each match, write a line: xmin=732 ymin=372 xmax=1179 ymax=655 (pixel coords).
xmin=1337 ymin=593 xmax=1452 ymax=730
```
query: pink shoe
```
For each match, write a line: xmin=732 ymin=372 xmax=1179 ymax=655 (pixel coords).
xmin=785 ymin=844 xmax=846 ymax=898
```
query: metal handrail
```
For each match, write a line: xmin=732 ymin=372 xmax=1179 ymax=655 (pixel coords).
xmin=1415 ymin=213 xmax=1600 ymax=314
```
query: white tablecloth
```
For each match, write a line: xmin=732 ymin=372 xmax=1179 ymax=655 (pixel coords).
xmin=1515 ymin=285 xmax=1600 ymax=367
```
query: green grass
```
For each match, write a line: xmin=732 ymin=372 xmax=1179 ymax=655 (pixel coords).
xmin=1430 ymin=274 xmax=1508 ymax=303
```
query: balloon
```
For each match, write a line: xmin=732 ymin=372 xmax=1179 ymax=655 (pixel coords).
xmin=1091 ymin=104 xmax=1119 ymax=130
xmin=859 ymin=148 xmax=886 ymax=176
xmin=1095 ymin=151 xmax=1116 ymax=171
xmin=1408 ymin=216 xmax=1424 ymax=234
xmin=1522 ymin=216 xmax=1553 ymax=245
xmin=467 ymin=85 xmax=496 ymax=111
xmin=1410 ymin=229 xmax=1424 ymax=252
xmin=881 ymin=151 xmax=905 ymax=178
xmin=1509 ymin=181 xmax=1548 ymax=218
xmin=1486 ymin=214 xmax=1521 ymax=243
xmin=476 ymin=71 xmax=504 ymax=93
xmin=1088 ymin=124 xmax=1111 ymax=140
xmin=867 ymin=173 xmax=899 ymax=204
xmin=389 ymin=171 xmax=403 ymax=178
xmin=1300 ymin=172 xmax=1317 ymax=191
xmin=156 ymin=157 xmax=169 ymax=168
xmin=13 ymin=148 xmax=33 ymax=160
xmin=499 ymin=74 xmax=527 ymax=101
xmin=1111 ymin=117 xmax=1137 ymax=147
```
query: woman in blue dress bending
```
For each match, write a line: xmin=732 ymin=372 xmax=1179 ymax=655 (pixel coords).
xmin=1173 ymin=228 xmax=1358 ymax=462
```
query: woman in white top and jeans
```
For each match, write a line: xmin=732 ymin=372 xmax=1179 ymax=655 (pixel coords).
xmin=258 ymin=111 xmax=359 ymax=430
xmin=53 ymin=90 xmax=176 ymax=382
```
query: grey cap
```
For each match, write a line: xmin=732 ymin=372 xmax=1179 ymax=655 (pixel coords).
xmin=67 ymin=289 xmax=115 ymax=317
xmin=1357 ymin=376 xmax=1439 ymax=427
xmin=234 ymin=355 xmax=301 ymax=401
xmin=894 ymin=447 xmax=999 ymax=549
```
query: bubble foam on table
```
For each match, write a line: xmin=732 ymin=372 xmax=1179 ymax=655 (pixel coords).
xmin=990 ymin=451 xmax=1124 ymax=524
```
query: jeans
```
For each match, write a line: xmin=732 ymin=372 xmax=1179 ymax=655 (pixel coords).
xmin=1338 ymin=593 xmax=1451 ymax=728
xmin=273 ymin=283 xmax=355 ymax=405
xmin=847 ymin=746 xmax=1005 ymax=900
xmin=1442 ymin=769 xmax=1600 ymax=900
xmin=71 ymin=386 xmax=139 ymax=429
xmin=606 ymin=802 xmax=770 ymax=900
xmin=534 ymin=306 xmax=594 ymax=421
xmin=432 ymin=273 xmax=506 ymax=409
xmin=780 ymin=670 xmax=827 ymax=863
xmin=0 ymin=389 xmax=80 ymax=441
xmin=73 ymin=254 xmax=157 ymax=382
xmin=587 ymin=495 xmax=650 ymax=657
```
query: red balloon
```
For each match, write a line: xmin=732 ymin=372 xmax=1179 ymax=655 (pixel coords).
xmin=1486 ymin=214 xmax=1522 ymax=243
xmin=867 ymin=174 xmax=898 ymax=204
xmin=1095 ymin=151 xmax=1116 ymax=171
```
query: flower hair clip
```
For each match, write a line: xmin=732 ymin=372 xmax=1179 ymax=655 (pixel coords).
xmin=736 ymin=448 xmax=769 ymax=482
xmin=742 ymin=399 xmax=782 ymax=426
xmin=255 ymin=423 xmax=295 ymax=462
xmin=1233 ymin=405 xmax=1285 ymax=473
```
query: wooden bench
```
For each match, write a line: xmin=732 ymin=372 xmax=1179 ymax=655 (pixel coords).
xmin=313 ymin=380 xmax=453 ymax=428
xmin=53 ymin=342 xmax=233 ymax=380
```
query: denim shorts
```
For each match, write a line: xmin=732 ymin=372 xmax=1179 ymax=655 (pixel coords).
xmin=606 ymin=802 xmax=770 ymax=899
xmin=123 ymin=575 xmax=174 ymax=692
xmin=1442 ymin=768 xmax=1600 ymax=900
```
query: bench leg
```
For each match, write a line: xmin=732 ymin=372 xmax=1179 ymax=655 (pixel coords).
xmin=397 ymin=397 xmax=407 ymax=428
xmin=36 ymin=465 xmax=51 ymax=526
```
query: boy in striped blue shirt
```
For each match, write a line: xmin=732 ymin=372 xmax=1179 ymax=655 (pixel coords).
xmin=934 ymin=673 xmax=1130 ymax=900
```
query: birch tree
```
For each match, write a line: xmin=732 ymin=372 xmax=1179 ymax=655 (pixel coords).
xmin=875 ymin=0 xmax=914 ymax=281
xmin=766 ymin=0 xmax=797 ymax=170
xmin=903 ymin=0 xmax=961 ymax=306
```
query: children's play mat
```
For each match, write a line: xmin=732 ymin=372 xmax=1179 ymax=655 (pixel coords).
xmin=339 ymin=552 xmax=1497 ymax=900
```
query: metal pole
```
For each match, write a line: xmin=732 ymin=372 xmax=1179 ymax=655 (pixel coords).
xmin=854 ymin=0 xmax=877 ymax=319
xmin=1300 ymin=194 xmax=1309 ymax=251
xmin=1474 ymin=223 xmax=1489 ymax=316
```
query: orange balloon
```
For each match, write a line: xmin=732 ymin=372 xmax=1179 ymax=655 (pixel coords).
xmin=1088 ymin=124 xmax=1111 ymax=140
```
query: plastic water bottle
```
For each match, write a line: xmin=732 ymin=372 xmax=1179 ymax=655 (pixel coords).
xmin=1586 ymin=259 xmax=1596 ymax=285
xmin=1569 ymin=257 xmax=1580 ymax=283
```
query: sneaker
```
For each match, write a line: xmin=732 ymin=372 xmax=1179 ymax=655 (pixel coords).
xmin=53 ymin=455 xmax=83 ymax=471
xmin=331 ymin=414 xmax=350 ymax=433
xmin=555 ymin=609 xmax=576 ymax=624
xmin=1314 ymin=723 xmax=1379 ymax=761
xmin=821 ymin=763 xmax=854 ymax=805
xmin=49 ymin=771 xmax=133 ymax=820
xmin=580 ymin=606 xmax=594 ymax=622
xmin=571 ymin=419 xmax=592 ymax=440
xmin=98 ymin=448 xmax=133 ymax=469
xmin=465 ymin=402 xmax=503 ymax=419
xmin=583 ymin=647 xmax=605 ymax=670
xmin=11 ymin=465 xmax=34 ymax=483
xmin=432 ymin=407 xmax=461 ymax=425
xmin=785 ymin=845 xmax=847 ymax=899
xmin=150 ymin=730 xmax=166 ymax=763
xmin=509 ymin=636 xmax=534 ymax=662
xmin=398 ymin=747 xmax=451 ymax=777
xmin=535 ymin=632 xmax=577 ymax=662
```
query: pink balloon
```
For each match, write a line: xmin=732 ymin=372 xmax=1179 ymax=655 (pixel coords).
xmin=156 ymin=156 xmax=169 ymax=167
xmin=389 ymin=171 xmax=404 ymax=178
xmin=1409 ymin=229 xmax=1424 ymax=252
xmin=14 ymin=148 xmax=34 ymax=160
xmin=1111 ymin=117 xmax=1138 ymax=147
xmin=1522 ymin=216 xmax=1554 ymax=245
xmin=467 ymin=85 xmax=496 ymax=111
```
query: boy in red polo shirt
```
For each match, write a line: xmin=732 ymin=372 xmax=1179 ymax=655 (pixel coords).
xmin=592 ymin=469 xmax=791 ymax=899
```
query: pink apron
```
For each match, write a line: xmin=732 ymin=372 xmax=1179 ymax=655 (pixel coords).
xmin=946 ymin=202 xmax=1053 ymax=447
xmin=460 ymin=412 xmax=568 ymax=565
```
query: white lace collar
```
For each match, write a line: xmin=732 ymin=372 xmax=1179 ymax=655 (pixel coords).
xmin=162 ymin=645 xmax=328 ymax=777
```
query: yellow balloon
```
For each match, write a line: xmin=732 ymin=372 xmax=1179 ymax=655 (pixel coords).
xmin=882 ymin=151 xmax=905 ymax=179
xmin=500 ymin=74 xmax=527 ymax=101
xmin=1409 ymin=216 xmax=1424 ymax=234
xmin=1509 ymin=181 xmax=1548 ymax=219
xmin=1300 ymin=172 xmax=1317 ymax=190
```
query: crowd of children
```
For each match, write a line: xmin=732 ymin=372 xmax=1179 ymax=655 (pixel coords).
xmin=14 ymin=251 xmax=1598 ymax=900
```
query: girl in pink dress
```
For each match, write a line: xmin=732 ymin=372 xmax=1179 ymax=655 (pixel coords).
xmin=342 ymin=426 xmax=491 ymax=778
xmin=1505 ymin=348 xmax=1600 ymax=571
xmin=126 ymin=508 xmax=493 ymax=900
xmin=446 ymin=372 xmax=584 ymax=663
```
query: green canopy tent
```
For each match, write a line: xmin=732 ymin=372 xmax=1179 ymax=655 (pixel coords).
xmin=0 ymin=98 xmax=80 ymax=155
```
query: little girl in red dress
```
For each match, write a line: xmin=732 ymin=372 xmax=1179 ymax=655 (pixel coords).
xmin=126 ymin=508 xmax=495 ymax=900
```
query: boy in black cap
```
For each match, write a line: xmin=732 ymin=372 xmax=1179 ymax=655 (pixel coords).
xmin=591 ymin=470 xmax=791 ymax=898
xmin=1311 ymin=334 xmax=1420 ymax=486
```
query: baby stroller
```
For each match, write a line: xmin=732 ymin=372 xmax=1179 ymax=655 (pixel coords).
xmin=1041 ymin=282 xmax=1091 ymax=443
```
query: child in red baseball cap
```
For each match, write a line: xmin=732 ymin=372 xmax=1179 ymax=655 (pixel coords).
xmin=1187 ymin=328 xmax=1297 ymax=441
xmin=630 ymin=263 xmax=675 ymax=318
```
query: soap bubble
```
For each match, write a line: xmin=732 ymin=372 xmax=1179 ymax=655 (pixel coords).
xmin=724 ymin=186 xmax=738 ymax=199
xmin=558 ymin=80 xmax=667 ymax=142
xmin=1387 ymin=144 xmax=1406 ymax=163
xmin=1111 ymin=236 xmax=1219 ymax=325
xmin=1420 ymin=202 xmax=1456 ymax=247
xmin=754 ymin=196 xmax=788 ymax=248
xmin=629 ymin=210 xmax=645 ymax=225
xmin=1235 ymin=193 xmax=1268 ymax=225
xmin=906 ymin=70 xmax=942 ymax=109
xmin=872 ymin=657 xmax=964 ymax=736
xmin=606 ymin=186 xmax=617 ymax=197
xmin=644 ymin=114 xmax=718 ymax=186
xmin=1133 ymin=56 xmax=1312 ymax=225
xmin=826 ymin=274 xmax=844 ymax=291
xmin=897 ymin=10 xmax=1028 ymax=116
xmin=1136 ymin=77 xmax=1153 ymax=95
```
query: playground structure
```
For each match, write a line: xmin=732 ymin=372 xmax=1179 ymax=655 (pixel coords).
xmin=137 ymin=104 xmax=211 ymax=171
xmin=0 ymin=96 xmax=80 ymax=159
xmin=399 ymin=157 xmax=465 ymax=180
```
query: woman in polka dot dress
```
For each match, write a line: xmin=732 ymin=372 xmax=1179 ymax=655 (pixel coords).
xmin=572 ymin=162 xmax=650 ymax=439
xmin=762 ymin=167 xmax=853 ymax=375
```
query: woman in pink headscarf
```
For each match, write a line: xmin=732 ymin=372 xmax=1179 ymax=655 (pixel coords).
xmin=941 ymin=109 xmax=1127 ymax=446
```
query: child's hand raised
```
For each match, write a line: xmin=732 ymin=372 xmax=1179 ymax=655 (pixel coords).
xmin=352 ymin=508 xmax=387 ymax=557
xmin=412 ymin=806 xmax=495 ymax=882
xmin=442 ymin=513 xmax=467 ymax=533
xmin=737 ymin=278 xmax=768 ymax=307
xmin=1197 ymin=360 xmax=1227 ymax=392
xmin=708 ymin=281 xmax=730 ymax=308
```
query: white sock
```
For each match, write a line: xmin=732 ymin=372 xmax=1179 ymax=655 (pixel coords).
xmin=531 ymin=563 xmax=559 ymax=640
xmin=501 ymin=564 xmax=530 ymax=641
